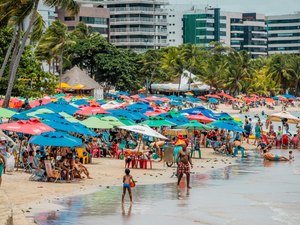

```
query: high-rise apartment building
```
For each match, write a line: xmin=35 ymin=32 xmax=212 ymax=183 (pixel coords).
xmin=182 ymin=8 xmax=267 ymax=58
xmin=228 ymin=12 xmax=267 ymax=57
xmin=183 ymin=8 xmax=228 ymax=47
xmin=57 ymin=5 xmax=110 ymax=39
xmin=101 ymin=0 xmax=168 ymax=52
xmin=267 ymin=13 xmax=300 ymax=55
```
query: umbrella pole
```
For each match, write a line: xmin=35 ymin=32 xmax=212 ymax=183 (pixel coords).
xmin=137 ymin=134 xmax=142 ymax=153
xmin=16 ymin=137 xmax=23 ymax=172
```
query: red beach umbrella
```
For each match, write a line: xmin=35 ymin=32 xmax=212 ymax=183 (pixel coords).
xmin=198 ymin=96 xmax=206 ymax=100
xmin=205 ymin=94 xmax=221 ymax=99
xmin=75 ymin=105 xmax=109 ymax=115
xmin=0 ymin=118 xmax=54 ymax=135
xmin=186 ymin=114 xmax=214 ymax=124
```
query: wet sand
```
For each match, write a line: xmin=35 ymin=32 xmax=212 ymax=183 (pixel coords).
xmin=34 ymin=150 xmax=300 ymax=225
xmin=1 ymin=147 xmax=243 ymax=225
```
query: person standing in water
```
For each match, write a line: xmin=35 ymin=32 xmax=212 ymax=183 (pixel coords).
xmin=0 ymin=153 xmax=6 ymax=187
xmin=177 ymin=146 xmax=193 ymax=189
xmin=122 ymin=168 xmax=134 ymax=204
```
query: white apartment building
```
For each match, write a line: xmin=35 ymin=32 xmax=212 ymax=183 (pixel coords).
xmin=100 ymin=0 xmax=168 ymax=52
xmin=267 ymin=12 xmax=300 ymax=55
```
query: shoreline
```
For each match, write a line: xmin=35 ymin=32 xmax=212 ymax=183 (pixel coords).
xmin=2 ymin=147 xmax=253 ymax=225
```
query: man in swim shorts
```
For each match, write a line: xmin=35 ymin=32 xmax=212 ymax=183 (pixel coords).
xmin=177 ymin=146 xmax=193 ymax=188
xmin=262 ymin=150 xmax=289 ymax=161
xmin=0 ymin=153 xmax=6 ymax=186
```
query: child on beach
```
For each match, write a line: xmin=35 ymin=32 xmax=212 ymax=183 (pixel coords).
xmin=122 ymin=168 xmax=134 ymax=204
xmin=289 ymin=151 xmax=294 ymax=161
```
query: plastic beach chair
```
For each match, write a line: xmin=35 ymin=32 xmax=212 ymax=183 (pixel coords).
xmin=76 ymin=148 xmax=89 ymax=164
xmin=44 ymin=160 xmax=61 ymax=182
xmin=190 ymin=142 xmax=201 ymax=159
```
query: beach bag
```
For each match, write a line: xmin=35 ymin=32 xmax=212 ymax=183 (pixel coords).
xmin=130 ymin=181 xmax=135 ymax=188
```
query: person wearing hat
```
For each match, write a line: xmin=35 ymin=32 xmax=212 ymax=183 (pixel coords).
xmin=175 ymin=134 xmax=189 ymax=147
xmin=0 ymin=153 xmax=6 ymax=186
xmin=0 ymin=137 xmax=7 ymax=156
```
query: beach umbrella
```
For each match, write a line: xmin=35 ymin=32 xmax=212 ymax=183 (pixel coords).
xmin=198 ymin=96 xmax=206 ymax=100
xmin=117 ymin=116 xmax=136 ymax=126
xmin=27 ymin=108 xmax=55 ymax=117
xmin=58 ymin=112 xmax=80 ymax=123
xmin=0 ymin=108 xmax=18 ymax=118
xmin=206 ymin=94 xmax=221 ymax=99
xmin=36 ymin=113 xmax=69 ymax=123
xmin=0 ymin=118 xmax=54 ymax=135
xmin=29 ymin=131 xmax=82 ymax=147
xmin=43 ymin=121 xmax=97 ymax=136
xmin=208 ymin=98 xmax=218 ymax=104
xmin=145 ymin=108 xmax=168 ymax=117
xmin=186 ymin=113 xmax=215 ymax=124
xmin=178 ymin=120 xmax=213 ymax=131
xmin=185 ymin=92 xmax=194 ymax=96
xmin=44 ymin=99 xmax=78 ymax=115
xmin=29 ymin=98 xmax=52 ymax=108
xmin=209 ymin=121 xmax=245 ymax=132
xmin=117 ymin=91 xmax=130 ymax=96
xmin=170 ymin=101 xmax=184 ymax=106
xmin=140 ymin=116 xmax=176 ymax=127
xmin=267 ymin=111 xmax=300 ymax=124
xmin=80 ymin=117 xmax=113 ymax=129
xmin=75 ymin=105 xmax=109 ymax=115
xmin=99 ymin=116 xmax=125 ymax=127
xmin=11 ymin=113 xmax=33 ymax=120
xmin=119 ymin=124 xmax=168 ymax=140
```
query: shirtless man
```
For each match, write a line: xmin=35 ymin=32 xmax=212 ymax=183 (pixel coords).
xmin=177 ymin=146 xmax=193 ymax=188
xmin=0 ymin=153 xmax=6 ymax=186
xmin=262 ymin=149 xmax=289 ymax=161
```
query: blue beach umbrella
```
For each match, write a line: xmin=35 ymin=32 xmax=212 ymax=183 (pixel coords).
xmin=209 ymin=121 xmax=245 ymax=132
xmin=43 ymin=121 xmax=97 ymax=136
xmin=29 ymin=131 xmax=82 ymax=147
xmin=208 ymin=98 xmax=218 ymax=104
xmin=36 ymin=113 xmax=69 ymax=123
xmin=170 ymin=101 xmax=184 ymax=106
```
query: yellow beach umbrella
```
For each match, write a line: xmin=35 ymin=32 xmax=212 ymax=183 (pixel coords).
xmin=59 ymin=83 xmax=72 ymax=89
xmin=73 ymin=84 xmax=85 ymax=89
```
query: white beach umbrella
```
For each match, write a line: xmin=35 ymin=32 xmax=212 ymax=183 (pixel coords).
xmin=119 ymin=124 xmax=168 ymax=140
xmin=267 ymin=111 xmax=300 ymax=124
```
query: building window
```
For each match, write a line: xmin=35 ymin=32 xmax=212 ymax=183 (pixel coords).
xmin=79 ymin=16 xmax=108 ymax=25
xmin=64 ymin=16 xmax=75 ymax=21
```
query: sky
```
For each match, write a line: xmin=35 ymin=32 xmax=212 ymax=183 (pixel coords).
xmin=169 ymin=0 xmax=300 ymax=15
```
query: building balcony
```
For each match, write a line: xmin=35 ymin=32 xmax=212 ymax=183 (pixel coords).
xmin=110 ymin=17 xmax=167 ymax=25
xmin=110 ymin=27 xmax=168 ymax=35
xmin=110 ymin=38 xmax=167 ymax=46
xmin=108 ymin=7 xmax=167 ymax=15
xmin=104 ymin=0 xmax=168 ymax=4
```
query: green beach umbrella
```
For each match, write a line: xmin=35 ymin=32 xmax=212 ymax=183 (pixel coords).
xmin=59 ymin=112 xmax=80 ymax=123
xmin=177 ymin=120 xmax=213 ymax=131
xmin=81 ymin=117 xmax=113 ymax=129
xmin=118 ymin=116 xmax=136 ymax=126
xmin=99 ymin=116 xmax=125 ymax=127
xmin=0 ymin=108 xmax=18 ymax=118
xmin=140 ymin=116 xmax=176 ymax=127
xmin=218 ymin=117 xmax=242 ymax=126
xmin=27 ymin=108 xmax=54 ymax=117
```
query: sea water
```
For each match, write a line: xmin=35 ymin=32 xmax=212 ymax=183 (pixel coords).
xmin=34 ymin=150 xmax=300 ymax=225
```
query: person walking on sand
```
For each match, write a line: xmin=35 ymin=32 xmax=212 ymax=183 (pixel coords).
xmin=122 ymin=168 xmax=134 ymax=204
xmin=0 ymin=153 xmax=6 ymax=187
xmin=177 ymin=146 xmax=193 ymax=189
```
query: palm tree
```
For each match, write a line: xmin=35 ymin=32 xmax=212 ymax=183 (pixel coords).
xmin=181 ymin=44 xmax=203 ymax=90
xmin=0 ymin=0 xmax=79 ymax=108
xmin=267 ymin=54 xmax=290 ymax=93
xmin=286 ymin=56 xmax=300 ymax=94
xmin=161 ymin=47 xmax=185 ymax=95
xmin=197 ymin=56 xmax=227 ymax=91
xmin=139 ymin=49 xmax=164 ymax=95
xmin=225 ymin=51 xmax=254 ymax=95
xmin=36 ymin=20 xmax=76 ymax=86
